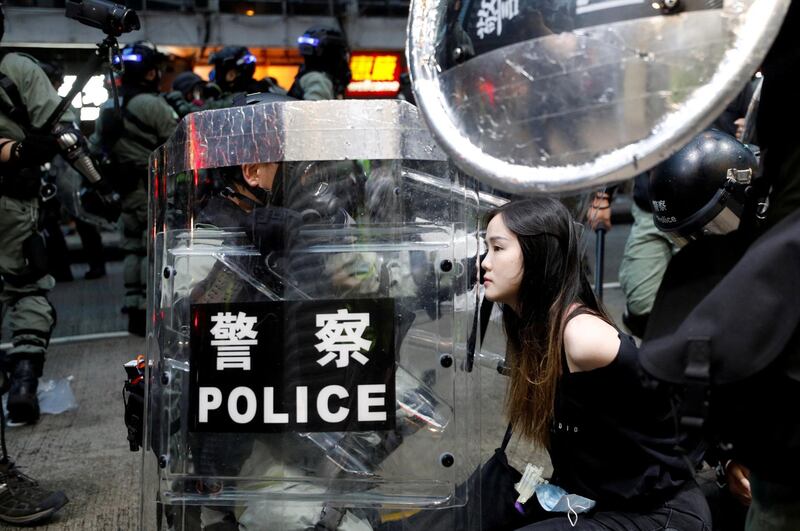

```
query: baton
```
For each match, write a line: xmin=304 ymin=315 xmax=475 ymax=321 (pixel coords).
xmin=594 ymin=228 xmax=606 ymax=301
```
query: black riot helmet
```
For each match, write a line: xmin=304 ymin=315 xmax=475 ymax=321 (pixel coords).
xmin=296 ymin=25 xmax=351 ymax=95
xmin=649 ymin=129 xmax=758 ymax=246
xmin=172 ymin=71 xmax=204 ymax=102
xmin=209 ymin=46 xmax=257 ymax=93
xmin=116 ymin=40 xmax=166 ymax=91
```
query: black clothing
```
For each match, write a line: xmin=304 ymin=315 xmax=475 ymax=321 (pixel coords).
xmin=712 ymin=78 xmax=759 ymax=138
xmin=245 ymin=78 xmax=281 ymax=94
xmin=644 ymin=233 xmax=749 ymax=342
xmin=196 ymin=194 xmax=251 ymax=231
xmin=631 ymin=173 xmax=651 ymax=213
xmin=642 ymin=207 xmax=800 ymax=386
xmin=43 ymin=205 xmax=72 ymax=282
xmin=550 ymin=333 xmax=695 ymax=510
xmin=74 ymin=218 xmax=105 ymax=275
xmin=756 ymin=0 xmax=800 ymax=229
xmin=640 ymin=207 xmax=800 ymax=484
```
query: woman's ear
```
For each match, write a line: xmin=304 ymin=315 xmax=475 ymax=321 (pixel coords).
xmin=241 ymin=164 xmax=260 ymax=187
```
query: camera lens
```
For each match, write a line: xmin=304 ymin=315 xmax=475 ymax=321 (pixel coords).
xmin=65 ymin=0 xmax=140 ymax=37
xmin=111 ymin=5 xmax=140 ymax=35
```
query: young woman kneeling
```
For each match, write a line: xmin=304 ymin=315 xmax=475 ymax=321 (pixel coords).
xmin=482 ymin=198 xmax=710 ymax=530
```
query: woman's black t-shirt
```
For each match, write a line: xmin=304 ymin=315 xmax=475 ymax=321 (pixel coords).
xmin=548 ymin=332 xmax=694 ymax=509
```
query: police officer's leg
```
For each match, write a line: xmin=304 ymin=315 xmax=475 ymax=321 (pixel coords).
xmin=75 ymin=217 xmax=106 ymax=279
xmin=120 ymin=187 xmax=148 ymax=335
xmin=42 ymin=198 xmax=73 ymax=282
xmin=1 ymin=276 xmax=55 ymax=424
xmin=0 ymin=196 xmax=55 ymax=424
xmin=618 ymin=203 xmax=677 ymax=336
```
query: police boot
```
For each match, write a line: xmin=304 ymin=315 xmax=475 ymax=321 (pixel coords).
xmin=7 ymin=360 xmax=40 ymax=425
xmin=128 ymin=308 xmax=147 ymax=337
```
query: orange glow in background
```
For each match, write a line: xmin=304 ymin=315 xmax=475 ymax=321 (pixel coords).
xmin=347 ymin=52 xmax=403 ymax=98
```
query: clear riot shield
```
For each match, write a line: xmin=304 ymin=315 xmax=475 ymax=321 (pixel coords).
xmin=143 ymin=100 xmax=487 ymax=530
xmin=407 ymin=0 xmax=789 ymax=193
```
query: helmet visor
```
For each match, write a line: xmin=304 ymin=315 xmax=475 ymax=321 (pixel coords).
xmin=665 ymin=203 xmax=742 ymax=247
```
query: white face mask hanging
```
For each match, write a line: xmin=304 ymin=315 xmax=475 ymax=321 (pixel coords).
xmin=535 ymin=482 xmax=596 ymax=527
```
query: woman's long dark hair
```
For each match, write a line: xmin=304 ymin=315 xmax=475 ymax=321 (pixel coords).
xmin=486 ymin=197 xmax=611 ymax=447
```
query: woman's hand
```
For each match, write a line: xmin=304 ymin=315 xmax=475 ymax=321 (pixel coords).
xmin=585 ymin=192 xmax=612 ymax=232
xmin=725 ymin=460 xmax=752 ymax=506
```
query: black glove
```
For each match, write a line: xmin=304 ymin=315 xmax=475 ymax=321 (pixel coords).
xmin=81 ymin=177 xmax=122 ymax=223
xmin=15 ymin=133 xmax=59 ymax=167
xmin=203 ymin=82 xmax=223 ymax=100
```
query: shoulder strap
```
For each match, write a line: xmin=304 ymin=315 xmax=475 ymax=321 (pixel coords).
xmin=465 ymin=296 xmax=516 ymax=446
xmin=680 ymin=337 xmax=711 ymax=430
xmin=500 ymin=422 xmax=514 ymax=451
xmin=466 ymin=294 xmax=494 ymax=372
xmin=0 ymin=71 xmax=31 ymax=132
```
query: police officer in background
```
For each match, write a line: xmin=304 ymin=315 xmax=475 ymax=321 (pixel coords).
xmin=39 ymin=59 xmax=108 ymax=281
xmin=0 ymin=36 xmax=103 ymax=428
xmin=91 ymin=41 xmax=178 ymax=336
xmin=289 ymin=25 xmax=352 ymax=101
xmin=170 ymin=71 xmax=205 ymax=106
xmin=208 ymin=46 xmax=284 ymax=98
xmin=0 ymin=1 xmax=82 ymax=522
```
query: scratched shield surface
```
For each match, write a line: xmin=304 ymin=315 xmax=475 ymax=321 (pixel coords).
xmin=407 ymin=0 xmax=789 ymax=193
xmin=143 ymin=100 xmax=489 ymax=528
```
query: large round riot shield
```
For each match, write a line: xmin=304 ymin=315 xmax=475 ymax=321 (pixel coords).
xmin=407 ymin=0 xmax=789 ymax=193
xmin=143 ymin=100 xmax=501 ymax=530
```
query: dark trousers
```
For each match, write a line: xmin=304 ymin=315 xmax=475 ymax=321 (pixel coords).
xmin=516 ymin=481 xmax=711 ymax=530
xmin=74 ymin=217 xmax=105 ymax=271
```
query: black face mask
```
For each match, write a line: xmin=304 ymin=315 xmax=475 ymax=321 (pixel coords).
xmin=250 ymin=184 xmax=271 ymax=206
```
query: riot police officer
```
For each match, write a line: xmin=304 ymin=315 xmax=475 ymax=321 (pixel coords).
xmin=0 ymin=3 xmax=81 ymax=522
xmin=289 ymin=25 xmax=352 ymax=101
xmin=91 ymin=40 xmax=178 ymax=336
xmin=0 ymin=50 xmax=118 ymax=427
xmin=208 ymin=46 xmax=284 ymax=97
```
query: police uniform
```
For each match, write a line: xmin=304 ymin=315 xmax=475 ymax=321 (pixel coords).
xmin=93 ymin=89 xmax=177 ymax=327
xmin=0 ymin=52 xmax=75 ymax=399
xmin=291 ymin=70 xmax=335 ymax=101
xmin=289 ymin=26 xmax=351 ymax=101
xmin=618 ymin=175 xmax=678 ymax=331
